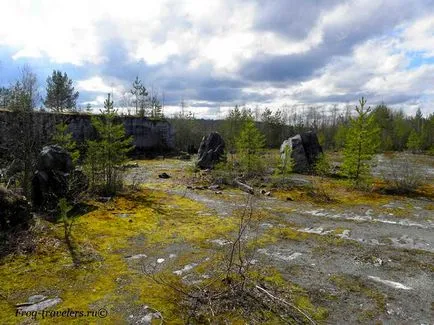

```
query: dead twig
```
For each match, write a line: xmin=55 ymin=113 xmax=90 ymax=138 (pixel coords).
xmin=254 ymin=284 xmax=316 ymax=325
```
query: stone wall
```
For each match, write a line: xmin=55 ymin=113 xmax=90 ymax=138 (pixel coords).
xmin=0 ymin=109 xmax=174 ymax=154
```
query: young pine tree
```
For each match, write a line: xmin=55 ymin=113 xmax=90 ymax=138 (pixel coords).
xmin=236 ymin=119 xmax=266 ymax=176
xmin=44 ymin=70 xmax=79 ymax=112
xmin=342 ymin=97 xmax=379 ymax=184
xmin=85 ymin=93 xmax=134 ymax=194
xmin=52 ymin=121 xmax=80 ymax=164
xmin=406 ymin=129 xmax=422 ymax=153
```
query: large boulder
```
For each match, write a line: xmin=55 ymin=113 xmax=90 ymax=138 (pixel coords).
xmin=31 ymin=145 xmax=85 ymax=210
xmin=36 ymin=145 xmax=73 ymax=173
xmin=196 ymin=132 xmax=225 ymax=169
xmin=0 ymin=186 xmax=32 ymax=231
xmin=280 ymin=131 xmax=323 ymax=173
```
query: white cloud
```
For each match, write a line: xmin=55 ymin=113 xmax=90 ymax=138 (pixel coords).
xmin=401 ymin=14 xmax=434 ymax=57
xmin=1 ymin=0 xmax=434 ymax=116
xmin=77 ymin=76 xmax=114 ymax=93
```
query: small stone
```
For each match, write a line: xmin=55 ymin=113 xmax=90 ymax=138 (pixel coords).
xmin=214 ymin=191 xmax=222 ymax=194
xmin=265 ymin=191 xmax=271 ymax=196
xmin=374 ymin=258 xmax=383 ymax=266
xmin=286 ymin=196 xmax=294 ymax=201
xmin=157 ymin=258 xmax=165 ymax=264
xmin=126 ymin=254 xmax=147 ymax=260
xmin=28 ymin=295 xmax=46 ymax=304
xmin=18 ymin=297 xmax=62 ymax=312
xmin=158 ymin=172 xmax=170 ymax=179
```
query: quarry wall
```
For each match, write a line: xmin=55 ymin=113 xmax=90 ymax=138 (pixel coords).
xmin=0 ymin=109 xmax=174 ymax=154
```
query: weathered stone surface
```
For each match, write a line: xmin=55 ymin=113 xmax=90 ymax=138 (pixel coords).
xmin=31 ymin=145 xmax=84 ymax=209
xmin=196 ymin=132 xmax=225 ymax=169
xmin=280 ymin=131 xmax=323 ymax=173
xmin=37 ymin=145 xmax=73 ymax=173
xmin=158 ymin=172 xmax=171 ymax=179
xmin=0 ymin=186 xmax=32 ymax=231
xmin=18 ymin=297 xmax=62 ymax=312
xmin=0 ymin=109 xmax=174 ymax=155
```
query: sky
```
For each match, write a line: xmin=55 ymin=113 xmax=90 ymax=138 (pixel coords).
xmin=0 ymin=0 xmax=433 ymax=118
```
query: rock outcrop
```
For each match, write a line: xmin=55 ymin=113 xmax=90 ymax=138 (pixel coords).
xmin=196 ymin=132 xmax=225 ymax=169
xmin=0 ymin=186 xmax=31 ymax=231
xmin=31 ymin=145 xmax=86 ymax=209
xmin=280 ymin=131 xmax=323 ymax=173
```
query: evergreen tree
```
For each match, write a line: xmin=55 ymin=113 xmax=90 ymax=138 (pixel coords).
xmin=260 ymin=108 xmax=286 ymax=148
xmin=236 ymin=118 xmax=265 ymax=176
xmin=406 ymin=129 xmax=422 ymax=152
xmin=52 ymin=121 xmax=80 ymax=164
xmin=0 ymin=87 xmax=11 ymax=108
xmin=392 ymin=110 xmax=411 ymax=151
xmin=342 ymin=97 xmax=379 ymax=183
xmin=85 ymin=93 xmax=134 ymax=194
xmin=130 ymin=76 xmax=148 ymax=116
xmin=372 ymin=104 xmax=394 ymax=151
xmin=222 ymin=105 xmax=248 ymax=154
xmin=150 ymin=95 xmax=163 ymax=119
xmin=44 ymin=70 xmax=79 ymax=112
xmin=171 ymin=101 xmax=198 ymax=152
xmin=334 ymin=124 xmax=348 ymax=150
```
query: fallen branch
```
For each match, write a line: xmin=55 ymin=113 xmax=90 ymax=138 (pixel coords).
xmin=254 ymin=284 xmax=316 ymax=325
xmin=233 ymin=179 xmax=254 ymax=194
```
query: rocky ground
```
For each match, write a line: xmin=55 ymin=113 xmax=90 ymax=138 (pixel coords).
xmin=124 ymin=154 xmax=434 ymax=324
xmin=0 ymin=153 xmax=433 ymax=324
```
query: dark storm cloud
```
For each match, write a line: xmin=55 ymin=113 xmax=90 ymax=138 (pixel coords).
xmin=241 ymin=0 xmax=434 ymax=84
xmin=2 ymin=0 xmax=434 ymax=113
xmin=240 ymin=50 xmax=328 ymax=82
xmin=85 ymin=29 xmax=256 ymax=107
xmin=253 ymin=0 xmax=340 ymax=40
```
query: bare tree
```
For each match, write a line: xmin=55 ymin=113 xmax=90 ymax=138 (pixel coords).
xmin=8 ymin=66 xmax=41 ymax=197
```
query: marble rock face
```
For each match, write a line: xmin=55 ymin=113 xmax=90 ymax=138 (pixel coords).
xmin=280 ymin=131 xmax=323 ymax=173
xmin=196 ymin=132 xmax=225 ymax=169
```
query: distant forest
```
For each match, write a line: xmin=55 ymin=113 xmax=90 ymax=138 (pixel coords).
xmin=170 ymin=104 xmax=433 ymax=153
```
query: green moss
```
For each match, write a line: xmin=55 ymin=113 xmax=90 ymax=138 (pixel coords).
xmin=329 ymin=274 xmax=386 ymax=321
xmin=0 ymin=187 xmax=239 ymax=324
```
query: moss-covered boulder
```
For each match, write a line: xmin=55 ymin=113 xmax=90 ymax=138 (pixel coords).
xmin=0 ymin=186 xmax=32 ymax=231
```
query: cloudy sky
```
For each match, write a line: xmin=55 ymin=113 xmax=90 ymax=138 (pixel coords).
xmin=0 ymin=0 xmax=433 ymax=118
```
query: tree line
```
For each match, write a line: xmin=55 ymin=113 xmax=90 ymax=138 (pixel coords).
xmin=171 ymin=102 xmax=433 ymax=154
xmin=0 ymin=68 xmax=164 ymax=119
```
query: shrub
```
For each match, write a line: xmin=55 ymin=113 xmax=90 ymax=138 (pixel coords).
xmin=381 ymin=155 xmax=423 ymax=193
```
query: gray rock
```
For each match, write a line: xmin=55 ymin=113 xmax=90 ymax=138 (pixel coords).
xmin=31 ymin=145 xmax=87 ymax=209
xmin=0 ymin=186 xmax=32 ymax=231
xmin=28 ymin=295 xmax=47 ymax=304
xmin=196 ymin=132 xmax=225 ymax=169
xmin=158 ymin=172 xmax=170 ymax=179
xmin=280 ymin=131 xmax=323 ymax=173
xmin=18 ymin=297 xmax=62 ymax=312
